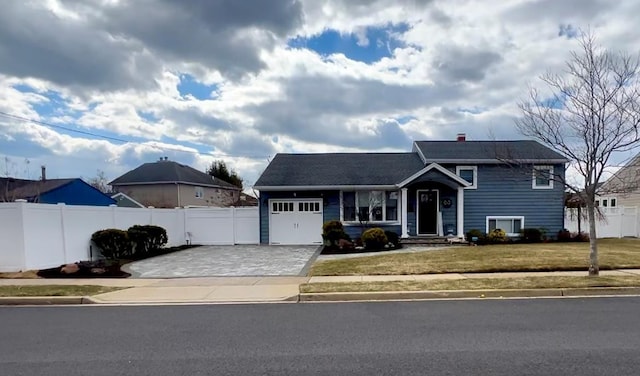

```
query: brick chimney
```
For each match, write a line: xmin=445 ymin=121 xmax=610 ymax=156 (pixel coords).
xmin=456 ymin=133 xmax=466 ymax=142
xmin=41 ymin=165 xmax=46 ymax=181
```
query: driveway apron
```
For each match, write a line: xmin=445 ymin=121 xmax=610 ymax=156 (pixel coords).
xmin=125 ymin=245 xmax=320 ymax=278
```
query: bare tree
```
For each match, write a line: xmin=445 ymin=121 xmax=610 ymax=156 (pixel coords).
xmin=516 ymin=33 xmax=640 ymax=276
xmin=87 ymin=169 xmax=111 ymax=194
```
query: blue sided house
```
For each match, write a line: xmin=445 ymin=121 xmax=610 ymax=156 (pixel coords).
xmin=253 ymin=135 xmax=568 ymax=245
xmin=0 ymin=177 xmax=115 ymax=206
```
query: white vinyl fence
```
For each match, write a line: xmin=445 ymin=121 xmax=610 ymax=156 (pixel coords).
xmin=0 ymin=202 xmax=259 ymax=272
xmin=564 ymin=206 xmax=639 ymax=238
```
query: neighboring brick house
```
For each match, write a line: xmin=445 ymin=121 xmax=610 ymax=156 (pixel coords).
xmin=109 ymin=158 xmax=241 ymax=208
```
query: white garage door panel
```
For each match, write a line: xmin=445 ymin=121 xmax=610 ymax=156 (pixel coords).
xmin=269 ymin=199 xmax=323 ymax=245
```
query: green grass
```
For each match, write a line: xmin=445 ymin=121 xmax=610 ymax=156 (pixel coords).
xmin=310 ymin=238 xmax=640 ymax=276
xmin=300 ymin=275 xmax=640 ymax=293
xmin=0 ymin=285 xmax=124 ymax=297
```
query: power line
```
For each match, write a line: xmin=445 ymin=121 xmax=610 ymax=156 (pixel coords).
xmin=0 ymin=111 xmax=271 ymax=160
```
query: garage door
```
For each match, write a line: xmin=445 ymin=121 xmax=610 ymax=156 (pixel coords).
xmin=269 ymin=199 xmax=323 ymax=245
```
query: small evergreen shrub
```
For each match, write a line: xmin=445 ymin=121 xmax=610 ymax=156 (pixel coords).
xmin=466 ymin=229 xmax=485 ymax=243
xmin=384 ymin=231 xmax=400 ymax=247
xmin=487 ymin=228 xmax=507 ymax=243
xmin=362 ymin=228 xmax=388 ymax=250
xmin=557 ymin=229 xmax=572 ymax=242
xmin=520 ymin=228 xmax=544 ymax=243
xmin=128 ymin=225 xmax=168 ymax=257
xmin=322 ymin=220 xmax=350 ymax=247
xmin=572 ymin=232 xmax=590 ymax=242
xmin=91 ymin=229 xmax=132 ymax=260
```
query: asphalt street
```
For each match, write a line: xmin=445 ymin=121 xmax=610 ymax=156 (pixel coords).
xmin=2 ymin=297 xmax=640 ymax=375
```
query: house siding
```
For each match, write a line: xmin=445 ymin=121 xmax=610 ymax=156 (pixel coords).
xmin=461 ymin=164 xmax=565 ymax=236
xmin=114 ymin=184 xmax=239 ymax=208
xmin=39 ymin=180 xmax=115 ymax=206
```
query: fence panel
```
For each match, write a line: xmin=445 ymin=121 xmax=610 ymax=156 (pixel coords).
xmin=185 ymin=208 xmax=235 ymax=245
xmin=233 ymin=207 xmax=260 ymax=244
xmin=564 ymin=206 xmax=639 ymax=238
xmin=0 ymin=202 xmax=260 ymax=271
xmin=0 ymin=204 xmax=25 ymax=272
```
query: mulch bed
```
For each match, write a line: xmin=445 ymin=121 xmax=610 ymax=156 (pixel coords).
xmin=320 ymin=245 xmax=403 ymax=255
xmin=36 ymin=244 xmax=200 ymax=278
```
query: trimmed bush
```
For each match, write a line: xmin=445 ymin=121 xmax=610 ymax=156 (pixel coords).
xmin=466 ymin=229 xmax=485 ymax=243
xmin=487 ymin=228 xmax=507 ymax=243
xmin=128 ymin=225 xmax=168 ymax=257
xmin=557 ymin=229 xmax=572 ymax=242
xmin=322 ymin=220 xmax=350 ymax=247
xmin=91 ymin=229 xmax=132 ymax=260
xmin=362 ymin=227 xmax=388 ymax=250
xmin=384 ymin=231 xmax=400 ymax=247
xmin=520 ymin=228 xmax=544 ymax=243
xmin=572 ymin=232 xmax=590 ymax=242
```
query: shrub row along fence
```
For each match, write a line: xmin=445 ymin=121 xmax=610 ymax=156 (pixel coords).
xmin=564 ymin=206 xmax=639 ymax=238
xmin=0 ymin=202 xmax=259 ymax=272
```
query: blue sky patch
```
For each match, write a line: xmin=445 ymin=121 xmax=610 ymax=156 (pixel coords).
xmin=137 ymin=110 xmax=159 ymax=123
xmin=558 ymin=24 xmax=579 ymax=39
xmin=457 ymin=106 xmax=487 ymax=115
xmin=288 ymin=23 xmax=409 ymax=64
xmin=537 ymin=94 xmax=566 ymax=110
xmin=395 ymin=115 xmax=416 ymax=125
xmin=177 ymin=74 xmax=219 ymax=100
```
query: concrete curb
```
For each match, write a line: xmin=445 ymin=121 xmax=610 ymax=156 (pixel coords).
xmin=299 ymin=287 xmax=640 ymax=302
xmin=0 ymin=296 xmax=91 ymax=305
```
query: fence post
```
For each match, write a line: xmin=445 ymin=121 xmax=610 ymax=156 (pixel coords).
xmin=110 ymin=204 xmax=117 ymax=228
xmin=58 ymin=203 xmax=68 ymax=263
xmin=15 ymin=200 xmax=28 ymax=271
xmin=232 ymin=206 xmax=237 ymax=245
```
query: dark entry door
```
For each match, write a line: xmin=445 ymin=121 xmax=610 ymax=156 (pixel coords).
xmin=417 ymin=190 xmax=438 ymax=235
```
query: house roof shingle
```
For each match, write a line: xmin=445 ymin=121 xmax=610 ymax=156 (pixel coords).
xmin=109 ymin=160 xmax=240 ymax=190
xmin=254 ymin=153 xmax=425 ymax=187
xmin=1 ymin=178 xmax=76 ymax=201
xmin=414 ymin=140 xmax=568 ymax=162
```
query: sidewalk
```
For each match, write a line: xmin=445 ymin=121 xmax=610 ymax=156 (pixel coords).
xmin=3 ymin=270 xmax=640 ymax=305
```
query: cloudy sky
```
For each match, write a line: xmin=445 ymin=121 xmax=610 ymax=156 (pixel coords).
xmin=1 ymin=0 xmax=639 ymax=190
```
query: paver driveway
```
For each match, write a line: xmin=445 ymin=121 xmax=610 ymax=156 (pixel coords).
xmin=125 ymin=245 xmax=320 ymax=278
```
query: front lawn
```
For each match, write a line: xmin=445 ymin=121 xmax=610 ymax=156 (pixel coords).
xmin=309 ymin=238 xmax=640 ymax=276
xmin=0 ymin=285 xmax=124 ymax=297
xmin=300 ymin=276 xmax=640 ymax=293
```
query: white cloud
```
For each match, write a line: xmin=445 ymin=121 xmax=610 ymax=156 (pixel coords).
xmin=1 ymin=0 xmax=640 ymax=191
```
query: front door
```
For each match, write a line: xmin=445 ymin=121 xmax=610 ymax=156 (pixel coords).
xmin=417 ymin=190 xmax=438 ymax=235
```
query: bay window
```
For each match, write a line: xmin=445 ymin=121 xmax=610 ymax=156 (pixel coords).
xmin=342 ymin=190 xmax=399 ymax=222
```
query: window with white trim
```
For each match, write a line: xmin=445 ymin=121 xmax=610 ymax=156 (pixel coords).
xmin=599 ymin=197 xmax=617 ymax=208
xmin=456 ymin=166 xmax=477 ymax=189
xmin=342 ymin=190 xmax=399 ymax=222
xmin=532 ymin=165 xmax=554 ymax=189
xmin=486 ymin=216 xmax=524 ymax=236
xmin=195 ymin=186 xmax=204 ymax=198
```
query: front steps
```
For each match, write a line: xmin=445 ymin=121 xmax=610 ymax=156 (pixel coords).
xmin=400 ymin=236 xmax=467 ymax=246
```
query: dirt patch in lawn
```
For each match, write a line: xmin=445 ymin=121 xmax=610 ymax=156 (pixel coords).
xmin=310 ymin=238 xmax=640 ymax=276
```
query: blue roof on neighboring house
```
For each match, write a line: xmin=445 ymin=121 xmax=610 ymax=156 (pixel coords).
xmin=2 ymin=178 xmax=115 ymax=206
